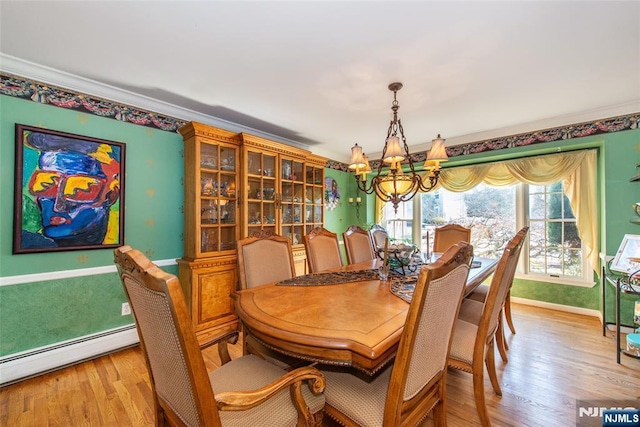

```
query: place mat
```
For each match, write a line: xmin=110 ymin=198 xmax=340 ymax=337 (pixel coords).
xmin=389 ymin=260 xmax=483 ymax=303
xmin=389 ymin=276 xmax=420 ymax=303
xmin=277 ymin=269 xmax=386 ymax=286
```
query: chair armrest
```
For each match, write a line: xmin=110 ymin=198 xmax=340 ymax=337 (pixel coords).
xmin=215 ymin=365 xmax=325 ymax=411
xmin=199 ymin=330 xmax=239 ymax=365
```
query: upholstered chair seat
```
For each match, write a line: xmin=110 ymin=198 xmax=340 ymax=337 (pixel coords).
xmin=448 ymin=319 xmax=479 ymax=366
xmin=467 ymin=284 xmax=489 ymax=302
xmin=322 ymin=367 xmax=391 ymax=426
xmin=210 ymin=354 xmax=325 ymax=425
xmin=457 ymin=298 xmax=484 ymax=325
xmin=458 ymin=297 xmax=506 ymax=359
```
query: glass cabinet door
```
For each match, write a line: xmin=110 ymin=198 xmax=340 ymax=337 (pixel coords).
xmin=246 ymin=150 xmax=277 ymax=236
xmin=304 ymin=165 xmax=324 ymax=234
xmin=242 ymin=146 xmax=325 ymax=245
xmin=281 ymin=158 xmax=306 ymax=245
xmin=199 ymin=141 xmax=237 ymax=255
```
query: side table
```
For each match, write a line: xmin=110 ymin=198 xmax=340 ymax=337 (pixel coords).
xmin=601 ymin=261 xmax=640 ymax=363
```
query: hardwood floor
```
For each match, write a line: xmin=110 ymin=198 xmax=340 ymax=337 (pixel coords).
xmin=1 ymin=304 xmax=639 ymax=426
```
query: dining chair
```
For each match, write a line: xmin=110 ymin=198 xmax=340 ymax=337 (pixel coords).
xmin=432 ymin=223 xmax=471 ymax=253
xmin=467 ymin=227 xmax=528 ymax=323
xmin=236 ymin=229 xmax=307 ymax=368
xmin=447 ymin=227 xmax=528 ymax=427
xmin=467 ymin=278 xmax=512 ymax=361
xmin=464 ymin=226 xmax=529 ymax=363
xmin=368 ymin=225 xmax=388 ymax=259
xmin=114 ymin=245 xmax=325 ymax=427
xmin=236 ymin=229 xmax=296 ymax=289
xmin=343 ymin=225 xmax=375 ymax=264
xmin=303 ymin=227 xmax=343 ymax=273
xmin=321 ymin=242 xmax=473 ymax=427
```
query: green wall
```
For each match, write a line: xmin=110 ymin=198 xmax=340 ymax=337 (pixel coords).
xmin=599 ymin=130 xmax=640 ymax=325
xmin=0 ymin=95 xmax=184 ymax=355
xmin=323 ymin=168 xmax=363 ymax=263
xmin=323 ymin=168 xmax=364 ymax=233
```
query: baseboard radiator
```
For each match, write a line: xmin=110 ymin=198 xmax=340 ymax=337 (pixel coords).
xmin=0 ymin=324 xmax=139 ymax=386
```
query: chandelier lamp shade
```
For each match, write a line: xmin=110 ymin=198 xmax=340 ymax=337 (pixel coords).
xmin=348 ymin=82 xmax=449 ymax=212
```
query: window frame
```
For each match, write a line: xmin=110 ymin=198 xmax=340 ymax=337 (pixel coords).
xmin=381 ymin=200 xmax=417 ymax=244
xmin=518 ymin=183 xmax=593 ymax=287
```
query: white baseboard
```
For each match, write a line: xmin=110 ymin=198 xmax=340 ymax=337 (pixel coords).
xmin=511 ymin=296 xmax=601 ymax=320
xmin=0 ymin=325 xmax=139 ymax=386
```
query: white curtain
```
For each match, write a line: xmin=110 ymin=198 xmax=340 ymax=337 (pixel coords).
xmin=419 ymin=150 xmax=599 ymax=272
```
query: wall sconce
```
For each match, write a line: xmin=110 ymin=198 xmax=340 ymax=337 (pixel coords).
xmin=348 ymin=196 xmax=362 ymax=218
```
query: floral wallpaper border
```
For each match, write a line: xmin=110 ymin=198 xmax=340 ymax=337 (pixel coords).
xmin=0 ymin=72 xmax=187 ymax=132
xmin=327 ymin=112 xmax=640 ymax=171
xmin=2 ymin=72 xmax=638 ymax=169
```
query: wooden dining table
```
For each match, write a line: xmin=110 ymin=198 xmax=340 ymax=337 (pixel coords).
xmin=232 ymin=256 xmax=498 ymax=375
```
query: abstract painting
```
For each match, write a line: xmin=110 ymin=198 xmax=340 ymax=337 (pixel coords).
xmin=13 ymin=124 xmax=125 ymax=253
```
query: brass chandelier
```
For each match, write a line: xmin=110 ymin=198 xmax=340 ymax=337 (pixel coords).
xmin=348 ymin=82 xmax=448 ymax=212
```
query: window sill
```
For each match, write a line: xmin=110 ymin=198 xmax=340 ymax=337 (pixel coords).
xmin=514 ymin=273 xmax=596 ymax=288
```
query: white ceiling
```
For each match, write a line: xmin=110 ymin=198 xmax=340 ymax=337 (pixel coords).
xmin=1 ymin=1 xmax=639 ymax=163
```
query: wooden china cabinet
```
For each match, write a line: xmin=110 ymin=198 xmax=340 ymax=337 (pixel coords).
xmin=177 ymin=122 xmax=327 ymax=344
xmin=177 ymin=122 xmax=241 ymax=345
xmin=240 ymin=133 xmax=326 ymax=275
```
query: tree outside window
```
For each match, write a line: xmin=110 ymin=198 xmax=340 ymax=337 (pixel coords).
xmin=421 ymin=184 xmax=516 ymax=260
xmin=528 ymin=183 xmax=582 ymax=277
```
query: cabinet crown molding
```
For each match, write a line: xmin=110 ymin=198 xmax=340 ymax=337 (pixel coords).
xmin=179 ymin=121 xmax=242 ymax=145
xmin=241 ymin=132 xmax=313 ymax=159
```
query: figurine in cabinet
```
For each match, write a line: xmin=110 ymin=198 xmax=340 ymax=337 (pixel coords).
xmin=202 ymin=179 xmax=214 ymax=196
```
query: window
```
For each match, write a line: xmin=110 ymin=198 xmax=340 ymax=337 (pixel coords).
xmin=419 ymin=183 xmax=517 ymax=260
xmin=381 ymin=199 xmax=413 ymax=242
xmin=526 ymin=182 xmax=584 ymax=279
xmin=381 ymin=181 xmax=591 ymax=284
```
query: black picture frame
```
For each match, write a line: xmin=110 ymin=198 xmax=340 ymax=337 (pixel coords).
xmin=13 ymin=124 xmax=126 ymax=254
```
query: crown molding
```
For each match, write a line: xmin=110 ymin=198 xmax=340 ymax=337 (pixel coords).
xmin=0 ymin=54 xmax=188 ymax=120
xmin=0 ymin=54 xmax=309 ymax=150
xmin=411 ymin=101 xmax=640 ymax=154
